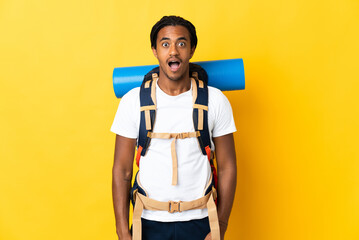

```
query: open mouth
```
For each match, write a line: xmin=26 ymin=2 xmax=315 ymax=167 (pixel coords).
xmin=168 ymin=60 xmax=181 ymax=72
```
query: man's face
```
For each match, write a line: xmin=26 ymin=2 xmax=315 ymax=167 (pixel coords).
xmin=152 ymin=25 xmax=195 ymax=82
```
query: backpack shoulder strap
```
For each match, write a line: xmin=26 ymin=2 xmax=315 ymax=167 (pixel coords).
xmin=191 ymin=72 xmax=211 ymax=156
xmin=192 ymin=73 xmax=218 ymax=189
xmin=136 ymin=73 xmax=158 ymax=166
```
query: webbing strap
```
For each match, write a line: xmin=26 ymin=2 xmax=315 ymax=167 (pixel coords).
xmin=136 ymin=189 xmax=211 ymax=211
xmin=151 ymin=74 xmax=157 ymax=106
xmin=144 ymin=110 xmax=151 ymax=130
xmin=206 ymin=145 xmax=218 ymax=189
xmin=132 ymin=194 xmax=144 ymax=240
xmin=142 ymin=78 xmax=157 ymax=130
xmin=191 ymin=78 xmax=208 ymax=131
xmin=136 ymin=146 xmax=143 ymax=167
xmin=207 ymin=191 xmax=220 ymax=240
xmin=193 ymin=104 xmax=208 ymax=130
xmin=148 ymin=132 xmax=200 ymax=185
xmin=193 ymin=104 xmax=208 ymax=110
xmin=144 ymin=80 xmax=151 ymax=88
xmin=132 ymin=189 xmax=219 ymax=240
xmin=191 ymin=78 xmax=198 ymax=105
xmin=140 ymin=105 xmax=156 ymax=111
xmin=191 ymin=72 xmax=204 ymax=88
xmin=198 ymin=108 xmax=203 ymax=130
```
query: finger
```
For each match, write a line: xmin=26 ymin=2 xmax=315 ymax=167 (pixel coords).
xmin=204 ymin=232 xmax=212 ymax=240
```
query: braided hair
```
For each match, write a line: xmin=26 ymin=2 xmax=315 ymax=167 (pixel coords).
xmin=150 ymin=16 xmax=198 ymax=49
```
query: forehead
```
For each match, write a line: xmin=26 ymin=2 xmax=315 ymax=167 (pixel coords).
xmin=157 ymin=25 xmax=190 ymax=41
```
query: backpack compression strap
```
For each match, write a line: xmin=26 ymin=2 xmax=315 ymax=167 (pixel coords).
xmin=148 ymin=131 xmax=200 ymax=185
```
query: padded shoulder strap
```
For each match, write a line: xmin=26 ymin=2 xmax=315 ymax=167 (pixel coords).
xmin=191 ymin=73 xmax=211 ymax=155
xmin=137 ymin=73 xmax=158 ymax=165
xmin=192 ymin=73 xmax=217 ymax=188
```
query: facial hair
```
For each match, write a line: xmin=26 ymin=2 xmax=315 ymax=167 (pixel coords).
xmin=160 ymin=64 xmax=188 ymax=82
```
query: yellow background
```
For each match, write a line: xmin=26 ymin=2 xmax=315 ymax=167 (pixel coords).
xmin=1 ymin=0 xmax=358 ymax=239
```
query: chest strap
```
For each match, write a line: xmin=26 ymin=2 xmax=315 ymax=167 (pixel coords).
xmin=132 ymin=188 xmax=220 ymax=240
xmin=148 ymin=131 xmax=200 ymax=185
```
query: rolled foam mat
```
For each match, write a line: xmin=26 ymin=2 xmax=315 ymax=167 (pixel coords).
xmin=113 ymin=58 xmax=245 ymax=98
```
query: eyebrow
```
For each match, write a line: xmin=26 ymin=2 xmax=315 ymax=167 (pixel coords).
xmin=159 ymin=37 xmax=188 ymax=42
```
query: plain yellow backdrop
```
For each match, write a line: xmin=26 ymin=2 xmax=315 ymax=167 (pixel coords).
xmin=1 ymin=0 xmax=358 ymax=239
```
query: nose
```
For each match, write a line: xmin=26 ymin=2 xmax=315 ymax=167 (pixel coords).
xmin=169 ymin=44 xmax=179 ymax=56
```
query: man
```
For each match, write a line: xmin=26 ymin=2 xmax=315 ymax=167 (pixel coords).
xmin=111 ymin=16 xmax=237 ymax=240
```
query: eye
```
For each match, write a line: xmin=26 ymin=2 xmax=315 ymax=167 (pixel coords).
xmin=162 ymin=42 xmax=169 ymax=47
xmin=178 ymin=42 xmax=186 ymax=47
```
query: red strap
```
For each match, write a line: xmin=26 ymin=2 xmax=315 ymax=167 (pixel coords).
xmin=136 ymin=146 xmax=143 ymax=167
xmin=205 ymin=146 xmax=211 ymax=161
xmin=205 ymin=146 xmax=218 ymax=189
xmin=212 ymin=165 xmax=218 ymax=190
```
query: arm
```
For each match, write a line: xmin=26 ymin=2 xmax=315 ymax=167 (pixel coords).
xmin=213 ymin=133 xmax=237 ymax=239
xmin=112 ymin=134 xmax=137 ymax=240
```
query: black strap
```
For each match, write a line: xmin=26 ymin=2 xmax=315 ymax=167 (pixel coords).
xmin=138 ymin=79 xmax=156 ymax=156
xmin=192 ymin=77 xmax=211 ymax=155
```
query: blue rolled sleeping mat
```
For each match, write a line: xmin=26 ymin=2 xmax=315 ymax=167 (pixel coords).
xmin=113 ymin=58 xmax=245 ymax=98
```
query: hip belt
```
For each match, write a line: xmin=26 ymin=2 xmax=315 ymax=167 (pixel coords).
xmin=132 ymin=188 xmax=220 ymax=240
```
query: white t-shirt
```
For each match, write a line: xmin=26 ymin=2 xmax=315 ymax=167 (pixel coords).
xmin=111 ymin=81 xmax=236 ymax=222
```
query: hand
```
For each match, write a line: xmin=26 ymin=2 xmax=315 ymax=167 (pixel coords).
xmin=204 ymin=232 xmax=212 ymax=240
xmin=204 ymin=232 xmax=225 ymax=240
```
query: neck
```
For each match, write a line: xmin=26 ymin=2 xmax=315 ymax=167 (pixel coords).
xmin=157 ymin=70 xmax=191 ymax=96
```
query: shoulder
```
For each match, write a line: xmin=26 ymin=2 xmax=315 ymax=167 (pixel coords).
xmin=208 ymin=86 xmax=231 ymax=107
xmin=110 ymin=87 xmax=140 ymax=137
xmin=117 ymin=87 xmax=140 ymax=115
xmin=207 ymin=86 xmax=234 ymax=122
xmin=121 ymin=87 xmax=140 ymax=101
xmin=208 ymin=86 xmax=224 ymax=97
xmin=207 ymin=87 xmax=237 ymax=136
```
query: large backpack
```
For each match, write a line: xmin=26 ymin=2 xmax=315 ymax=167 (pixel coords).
xmin=130 ymin=63 xmax=221 ymax=240
xmin=135 ymin=63 xmax=217 ymax=188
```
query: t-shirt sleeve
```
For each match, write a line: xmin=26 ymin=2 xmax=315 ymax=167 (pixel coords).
xmin=110 ymin=87 xmax=140 ymax=139
xmin=210 ymin=88 xmax=237 ymax=138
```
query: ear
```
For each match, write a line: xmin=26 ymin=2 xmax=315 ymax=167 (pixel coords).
xmin=189 ymin=46 xmax=196 ymax=59
xmin=152 ymin=47 xmax=158 ymax=58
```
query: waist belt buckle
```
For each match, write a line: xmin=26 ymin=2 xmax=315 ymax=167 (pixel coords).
xmin=178 ymin=133 xmax=188 ymax=139
xmin=168 ymin=201 xmax=182 ymax=213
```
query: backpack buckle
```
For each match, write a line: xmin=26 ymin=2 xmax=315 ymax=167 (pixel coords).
xmin=178 ymin=133 xmax=188 ymax=139
xmin=168 ymin=201 xmax=182 ymax=213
